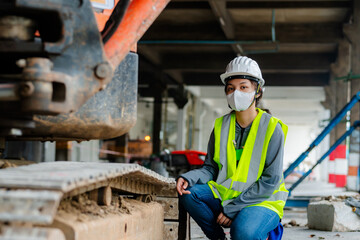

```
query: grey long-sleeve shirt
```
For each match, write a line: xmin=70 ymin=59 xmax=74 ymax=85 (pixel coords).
xmin=180 ymin=120 xmax=285 ymax=219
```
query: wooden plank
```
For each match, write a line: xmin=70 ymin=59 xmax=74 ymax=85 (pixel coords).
xmin=156 ymin=197 xmax=179 ymax=220
xmin=0 ymin=189 xmax=62 ymax=224
xmin=50 ymin=200 xmax=164 ymax=240
xmin=0 ymin=227 xmax=65 ymax=240
xmin=0 ymin=162 xmax=175 ymax=193
xmin=178 ymin=203 xmax=191 ymax=240
xmin=164 ymin=222 xmax=179 ymax=240
xmin=155 ymin=185 xmax=178 ymax=197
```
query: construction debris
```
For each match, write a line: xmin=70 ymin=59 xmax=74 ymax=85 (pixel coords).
xmin=308 ymin=195 xmax=360 ymax=232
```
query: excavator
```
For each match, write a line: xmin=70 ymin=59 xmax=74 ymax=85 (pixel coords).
xmin=0 ymin=0 xmax=188 ymax=239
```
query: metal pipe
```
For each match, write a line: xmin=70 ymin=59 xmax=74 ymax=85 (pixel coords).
xmin=244 ymin=43 xmax=279 ymax=55
xmin=284 ymin=91 xmax=360 ymax=178
xmin=288 ymin=121 xmax=360 ymax=195
xmin=0 ymin=83 xmax=19 ymax=101
xmin=138 ymin=40 xmax=277 ymax=45
xmin=272 ymin=9 xmax=276 ymax=42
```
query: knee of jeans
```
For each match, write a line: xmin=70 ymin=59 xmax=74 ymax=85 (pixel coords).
xmin=179 ymin=192 xmax=195 ymax=206
xmin=230 ymin=225 xmax=261 ymax=240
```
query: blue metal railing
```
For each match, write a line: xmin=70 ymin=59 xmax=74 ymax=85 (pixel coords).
xmin=284 ymin=91 xmax=360 ymax=178
xmin=288 ymin=121 xmax=360 ymax=195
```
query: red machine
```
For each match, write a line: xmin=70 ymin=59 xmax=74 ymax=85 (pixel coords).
xmin=168 ymin=150 xmax=206 ymax=177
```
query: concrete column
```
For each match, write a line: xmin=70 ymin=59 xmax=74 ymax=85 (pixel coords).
xmin=198 ymin=104 xmax=208 ymax=152
xmin=329 ymin=39 xmax=351 ymax=187
xmin=176 ymin=108 xmax=186 ymax=150
xmin=192 ymin=98 xmax=206 ymax=151
xmin=43 ymin=141 xmax=56 ymax=162
xmin=344 ymin=1 xmax=360 ymax=191
xmin=152 ymin=84 xmax=164 ymax=154
xmin=172 ymin=86 xmax=189 ymax=151
xmin=330 ymin=39 xmax=351 ymax=142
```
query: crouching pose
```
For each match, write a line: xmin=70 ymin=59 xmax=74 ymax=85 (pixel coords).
xmin=177 ymin=56 xmax=288 ymax=240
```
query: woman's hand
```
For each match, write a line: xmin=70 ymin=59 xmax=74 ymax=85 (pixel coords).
xmin=176 ymin=177 xmax=191 ymax=195
xmin=217 ymin=212 xmax=232 ymax=227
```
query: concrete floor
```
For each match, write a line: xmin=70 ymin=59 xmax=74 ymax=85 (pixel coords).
xmin=190 ymin=181 xmax=360 ymax=240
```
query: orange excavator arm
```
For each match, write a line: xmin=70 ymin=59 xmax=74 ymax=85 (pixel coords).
xmin=94 ymin=0 xmax=169 ymax=69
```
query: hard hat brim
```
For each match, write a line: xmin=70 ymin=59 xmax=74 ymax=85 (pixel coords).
xmin=220 ymin=72 xmax=265 ymax=87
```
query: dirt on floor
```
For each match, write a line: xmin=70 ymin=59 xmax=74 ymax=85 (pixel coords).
xmin=0 ymin=159 xmax=35 ymax=169
xmin=57 ymin=194 xmax=139 ymax=222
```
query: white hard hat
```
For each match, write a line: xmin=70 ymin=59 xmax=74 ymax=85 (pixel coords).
xmin=220 ymin=56 xmax=265 ymax=87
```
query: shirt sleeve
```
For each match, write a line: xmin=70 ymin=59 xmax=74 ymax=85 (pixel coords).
xmin=179 ymin=129 xmax=219 ymax=186
xmin=223 ymin=123 xmax=285 ymax=219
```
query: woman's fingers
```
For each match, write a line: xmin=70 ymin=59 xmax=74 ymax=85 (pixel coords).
xmin=216 ymin=212 xmax=224 ymax=224
xmin=176 ymin=178 xmax=184 ymax=195
xmin=217 ymin=213 xmax=227 ymax=225
xmin=183 ymin=180 xmax=188 ymax=189
xmin=182 ymin=180 xmax=191 ymax=194
xmin=223 ymin=218 xmax=232 ymax=227
xmin=176 ymin=178 xmax=190 ymax=195
xmin=217 ymin=212 xmax=232 ymax=227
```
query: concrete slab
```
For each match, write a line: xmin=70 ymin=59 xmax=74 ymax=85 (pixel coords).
xmin=307 ymin=200 xmax=360 ymax=232
xmin=283 ymin=227 xmax=360 ymax=240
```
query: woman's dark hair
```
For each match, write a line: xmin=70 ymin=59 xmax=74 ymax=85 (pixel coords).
xmin=250 ymin=80 xmax=263 ymax=107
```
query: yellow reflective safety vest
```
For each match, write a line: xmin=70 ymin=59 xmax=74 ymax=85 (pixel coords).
xmin=207 ymin=108 xmax=289 ymax=218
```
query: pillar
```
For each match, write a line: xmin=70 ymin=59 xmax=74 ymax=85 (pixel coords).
xmin=198 ymin=104 xmax=208 ymax=152
xmin=43 ymin=141 xmax=56 ymax=162
xmin=176 ymin=108 xmax=186 ymax=150
xmin=328 ymin=39 xmax=351 ymax=186
xmin=344 ymin=0 xmax=360 ymax=191
xmin=171 ymin=86 xmax=188 ymax=151
xmin=152 ymin=85 xmax=163 ymax=155
xmin=334 ymin=144 xmax=347 ymax=187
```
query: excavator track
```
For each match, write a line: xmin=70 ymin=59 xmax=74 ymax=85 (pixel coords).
xmin=0 ymin=162 xmax=185 ymax=240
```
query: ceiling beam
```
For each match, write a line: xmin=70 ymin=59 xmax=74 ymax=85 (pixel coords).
xmin=208 ymin=1 xmax=243 ymax=55
xmin=181 ymin=72 xmax=330 ymax=86
xmin=161 ymin=52 xmax=336 ymax=70
xmin=167 ymin=1 xmax=352 ymax=9
xmin=141 ymin=23 xmax=343 ymax=43
xmin=227 ymin=1 xmax=352 ymax=9
xmin=138 ymin=45 xmax=162 ymax=65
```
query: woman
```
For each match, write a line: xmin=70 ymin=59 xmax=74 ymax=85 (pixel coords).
xmin=176 ymin=56 xmax=288 ymax=240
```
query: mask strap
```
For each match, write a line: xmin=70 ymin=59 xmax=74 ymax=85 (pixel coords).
xmin=249 ymin=83 xmax=260 ymax=108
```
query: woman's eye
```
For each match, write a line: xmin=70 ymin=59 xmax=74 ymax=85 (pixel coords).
xmin=240 ymin=86 xmax=246 ymax=90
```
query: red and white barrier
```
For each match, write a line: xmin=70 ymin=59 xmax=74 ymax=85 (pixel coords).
xmin=328 ymin=151 xmax=335 ymax=183
xmin=347 ymin=153 xmax=359 ymax=191
xmin=334 ymin=144 xmax=347 ymax=188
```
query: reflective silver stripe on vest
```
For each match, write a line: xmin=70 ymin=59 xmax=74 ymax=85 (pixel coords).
xmin=212 ymin=186 xmax=223 ymax=201
xmin=217 ymin=114 xmax=232 ymax=183
xmin=231 ymin=181 xmax=254 ymax=192
xmin=215 ymin=112 xmax=272 ymax=192
xmin=222 ymin=199 xmax=233 ymax=206
xmin=245 ymin=113 xmax=271 ymax=184
xmin=229 ymin=113 xmax=272 ymax=192
xmin=222 ymin=190 xmax=288 ymax=207
xmin=267 ymin=190 xmax=288 ymax=202
xmin=222 ymin=178 xmax=233 ymax=189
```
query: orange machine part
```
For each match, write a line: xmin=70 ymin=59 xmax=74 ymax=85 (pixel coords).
xmin=94 ymin=0 xmax=119 ymax=32
xmin=94 ymin=0 xmax=169 ymax=69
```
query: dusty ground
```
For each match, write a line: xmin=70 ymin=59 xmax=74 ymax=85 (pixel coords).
xmin=57 ymin=194 xmax=143 ymax=222
xmin=0 ymin=159 xmax=35 ymax=168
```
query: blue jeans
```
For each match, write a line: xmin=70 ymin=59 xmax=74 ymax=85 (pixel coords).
xmin=179 ymin=184 xmax=280 ymax=240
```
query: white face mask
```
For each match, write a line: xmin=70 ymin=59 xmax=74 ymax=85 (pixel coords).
xmin=226 ymin=90 xmax=255 ymax=111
